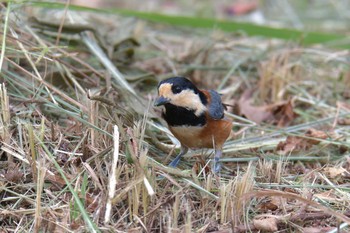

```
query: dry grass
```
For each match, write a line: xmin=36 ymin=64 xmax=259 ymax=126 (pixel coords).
xmin=1 ymin=1 xmax=350 ymax=232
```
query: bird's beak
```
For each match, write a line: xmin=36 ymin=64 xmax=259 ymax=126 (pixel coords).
xmin=154 ymin=96 xmax=170 ymax=106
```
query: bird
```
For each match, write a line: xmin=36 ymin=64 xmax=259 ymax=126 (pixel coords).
xmin=154 ymin=76 xmax=232 ymax=173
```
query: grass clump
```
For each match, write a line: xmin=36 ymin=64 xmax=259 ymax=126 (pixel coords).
xmin=0 ymin=1 xmax=350 ymax=232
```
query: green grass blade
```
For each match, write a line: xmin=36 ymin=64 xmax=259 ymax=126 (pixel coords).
xmin=0 ymin=2 xmax=11 ymax=71
xmin=27 ymin=1 xmax=350 ymax=48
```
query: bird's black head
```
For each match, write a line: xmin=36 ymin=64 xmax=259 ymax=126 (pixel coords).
xmin=158 ymin=77 xmax=200 ymax=95
xmin=154 ymin=77 xmax=207 ymax=116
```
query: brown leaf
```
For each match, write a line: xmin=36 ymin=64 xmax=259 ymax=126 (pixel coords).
xmin=238 ymin=89 xmax=273 ymax=124
xmin=257 ymin=197 xmax=282 ymax=212
xmin=45 ymin=172 xmax=66 ymax=189
xmin=267 ymin=99 xmax=298 ymax=127
xmin=85 ymin=193 xmax=100 ymax=213
xmin=276 ymin=135 xmax=310 ymax=153
xmin=337 ymin=102 xmax=350 ymax=125
xmin=270 ymin=196 xmax=283 ymax=207
xmin=314 ymin=190 xmax=340 ymax=202
xmin=258 ymin=201 xmax=278 ymax=212
xmin=3 ymin=164 xmax=23 ymax=183
xmin=277 ymin=128 xmax=329 ymax=154
xmin=237 ymin=89 xmax=297 ymax=126
xmin=304 ymin=128 xmax=328 ymax=144
xmin=207 ymin=230 xmax=230 ymax=233
xmin=127 ymin=228 xmax=143 ymax=233
xmin=338 ymin=118 xmax=350 ymax=125
xmin=324 ymin=167 xmax=346 ymax=179
xmin=70 ymin=220 xmax=83 ymax=231
xmin=253 ymin=218 xmax=278 ymax=232
xmin=302 ymin=227 xmax=335 ymax=233
xmin=337 ymin=101 xmax=350 ymax=110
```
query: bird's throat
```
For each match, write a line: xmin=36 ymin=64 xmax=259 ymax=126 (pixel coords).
xmin=162 ymin=103 xmax=206 ymax=127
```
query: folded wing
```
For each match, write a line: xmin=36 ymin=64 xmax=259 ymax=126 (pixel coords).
xmin=208 ymin=90 xmax=225 ymax=120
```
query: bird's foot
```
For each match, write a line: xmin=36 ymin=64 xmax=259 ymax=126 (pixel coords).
xmin=212 ymin=157 xmax=222 ymax=174
xmin=168 ymin=157 xmax=181 ymax=167
xmin=168 ymin=147 xmax=188 ymax=168
xmin=212 ymin=150 xmax=222 ymax=174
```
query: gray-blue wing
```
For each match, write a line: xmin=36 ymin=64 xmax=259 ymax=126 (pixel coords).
xmin=208 ymin=90 xmax=225 ymax=120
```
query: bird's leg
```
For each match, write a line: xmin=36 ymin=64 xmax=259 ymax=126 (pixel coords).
xmin=213 ymin=149 xmax=222 ymax=173
xmin=169 ymin=146 xmax=188 ymax=167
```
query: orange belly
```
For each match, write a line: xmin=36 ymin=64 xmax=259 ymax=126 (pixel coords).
xmin=169 ymin=118 xmax=232 ymax=149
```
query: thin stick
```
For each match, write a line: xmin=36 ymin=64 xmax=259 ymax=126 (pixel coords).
xmin=55 ymin=0 xmax=71 ymax=45
xmin=34 ymin=162 xmax=46 ymax=233
xmin=0 ymin=2 xmax=11 ymax=71
xmin=104 ymin=125 xmax=120 ymax=223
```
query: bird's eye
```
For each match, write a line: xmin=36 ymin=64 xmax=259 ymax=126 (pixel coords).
xmin=172 ymin=86 xmax=182 ymax=94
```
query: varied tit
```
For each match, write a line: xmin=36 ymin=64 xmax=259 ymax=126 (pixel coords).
xmin=154 ymin=76 xmax=232 ymax=173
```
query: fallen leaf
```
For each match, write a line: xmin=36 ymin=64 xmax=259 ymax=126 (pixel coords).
xmin=85 ymin=193 xmax=101 ymax=213
xmin=337 ymin=101 xmax=350 ymax=110
xmin=3 ymin=164 xmax=23 ymax=183
xmin=324 ymin=167 xmax=346 ymax=179
xmin=276 ymin=135 xmax=310 ymax=153
xmin=253 ymin=217 xmax=278 ymax=232
xmin=314 ymin=190 xmax=341 ymax=202
xmin=337 ymin=102 xmax=350 ymax=125
xmin=314 ymin=190 xmax=333 ymax=199
xmin=237 ymin=89 xmax=274 ymax=124
xmin=304 ymin=128 xmax=328 ymax=144
xmin=267 ymin=99 xmax=298 ymax=127
xmin=270 ymin=196 xmax=284 ymax=208
xmin=70 ymin=220 xmax=83 ymax=231
xmin=258 ymin=201 xmax=278 ymax=212
xmin=45 ymin=172 xmax=66 ymax=189
xmin=276 ymin=128 xmax=329 ymax=154
xmin=257 ymin=196 xmax=283 ymax=212
xmin=338 ymin=118 xmax=350 ymax=125
xmin=237 ymin=89 xmax=297 ymax=126
xmin=126 ymin=227 xmax=143 ymax=233
xmin=302 ymin=227 xmax=335 ymax=233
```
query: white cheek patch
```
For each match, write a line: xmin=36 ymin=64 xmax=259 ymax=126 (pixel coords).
xmin=158 ymin=83 xmax=207 ymax=116
xmin=172 ymin=90 xmax=206 ymax=116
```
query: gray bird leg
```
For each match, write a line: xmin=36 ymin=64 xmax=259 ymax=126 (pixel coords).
xmin=213 ymin=149 xmax=222 ymax=173
xmin=169 ymin=146 xmax=188 ymax=167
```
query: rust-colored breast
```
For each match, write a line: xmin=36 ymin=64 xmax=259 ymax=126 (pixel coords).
xmin=200 ymin=115 xmax=232 ymax=148
xmin=169 ymin=115 xmax=232 ymax=149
